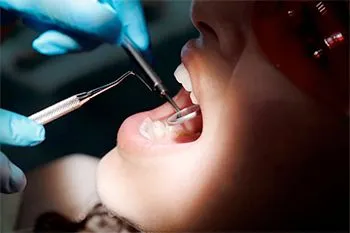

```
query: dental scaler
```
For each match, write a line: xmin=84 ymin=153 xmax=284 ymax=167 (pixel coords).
xmin=12 ymin=7 xmax=181 ymax=113
xmin=29 ymin=71 xmax=136 ymax=125
xmin=28 ymin=37 xmax=191 ymax=126
xmin=28 ymin=37 xmax=182 ymax=125
xmin=28 ymin=69 xmax=200 ymax=126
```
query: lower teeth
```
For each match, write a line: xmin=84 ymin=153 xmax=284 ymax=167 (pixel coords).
xmin=139 ymin=117 xmax=169 ymax=141
xmin=139 ymin=117 xmax=199 ymax=142
xmin=190 ymin=92 xmax=198 ymax=104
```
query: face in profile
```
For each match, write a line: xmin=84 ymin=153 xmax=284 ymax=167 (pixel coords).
xmin=97 ymin=1 xmax=349 ymax=231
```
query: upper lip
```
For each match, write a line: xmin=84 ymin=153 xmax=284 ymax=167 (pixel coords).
xmin=180 ymin=39 xmax=201 ymax=106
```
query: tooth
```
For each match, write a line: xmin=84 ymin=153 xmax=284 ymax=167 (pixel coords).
xmin=174 ymin=64 xmax=185 ymax=83
xmin=152 ymin=121 xmax=166 ymax=139
xmin=190 ymin=92 xmax=198 ymax=104
xmin=139 ymin=117 xmax=154 ymax=140
xmin=174 ymin=63 xmax=192 ymax=92
xmin=139 ymin=118 xmax=170 ymax=140
xmin=182 ymin=76 xmax=192 ymax=92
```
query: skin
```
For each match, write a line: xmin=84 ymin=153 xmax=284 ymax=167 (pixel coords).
xmin=97 ymin=1 xmax=349 ymax=231
xmin=16 ymin=155 xmax=100 ymax=229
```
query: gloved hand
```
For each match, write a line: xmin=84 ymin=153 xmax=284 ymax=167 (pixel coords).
xmin=0 ymin=0 xmax=150 ymax=55
xmin=0 ymin=109 xmax=45 ymax=193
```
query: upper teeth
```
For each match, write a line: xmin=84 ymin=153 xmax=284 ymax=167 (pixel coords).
xmin=174 ymin=64 xmax=198 ymax=104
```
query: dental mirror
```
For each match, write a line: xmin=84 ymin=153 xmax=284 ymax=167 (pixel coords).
xmin=167 ymin=105 xmax=201 ymax=125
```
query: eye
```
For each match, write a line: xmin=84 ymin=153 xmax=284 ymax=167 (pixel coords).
xmin=252 ymin=1 xmax=349 ymax=114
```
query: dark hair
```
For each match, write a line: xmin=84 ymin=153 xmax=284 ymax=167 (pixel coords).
xmin=33 ymin=204 xmax=139 ymax=233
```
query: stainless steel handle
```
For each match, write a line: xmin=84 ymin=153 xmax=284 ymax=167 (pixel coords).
xmin=29 ymin=96 xmax=81 ymax=125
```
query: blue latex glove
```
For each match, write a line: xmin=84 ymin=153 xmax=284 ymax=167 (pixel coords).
xmin=0 ymin=0 xmax=150 ymax=55
xmin=0 ymin=109 xmax=45 ymax=193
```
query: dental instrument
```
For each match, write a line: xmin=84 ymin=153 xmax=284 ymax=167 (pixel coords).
xmin=121 ymin=37 xmax=181 ymax=113
xmin=28 ymin=71 xmax=136 ymax=125
xmin=167 ymin=105 xmax=201 ymax=125
xmin=123 ymin=37 xmax=202 ymax=126
xmin=4 ymin=6 xmax=181 ymax=113
xmin=27 ymin=37 xmax=181 ymax=124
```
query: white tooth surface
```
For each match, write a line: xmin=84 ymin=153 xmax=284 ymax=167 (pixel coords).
xmin=152 ymin=121 xmax=166 ymax=139
xmin=139 ymin=117 xmax=153 ymax=140
xmin=174 ymin=64 xmax=185 ymax=83
xmin=182 ymin=77 xmax=192 ymax=92
xmin=174 ymin=63 xmax=192 ymax=92
xmin=190 ymin=92 xmax=198 ymax=104
xmin=139 ymin=118 xmax=170 ymax=140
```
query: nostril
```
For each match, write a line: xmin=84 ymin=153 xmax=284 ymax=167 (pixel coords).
xmin=196 ymin=21 xmax=219 ymax=41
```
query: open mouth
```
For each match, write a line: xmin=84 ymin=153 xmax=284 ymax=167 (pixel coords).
xmin=116 ymin=63 xmax=204 ymax=153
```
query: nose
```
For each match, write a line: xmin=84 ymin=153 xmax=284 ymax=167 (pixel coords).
xmin=189 ymin=1 xmax=248 ymax=59
xmin=190 ymin=1 xmax=219 ymax=41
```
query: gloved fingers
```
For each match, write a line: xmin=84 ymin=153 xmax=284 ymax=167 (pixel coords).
xmin=0 ymin=109 xmax=45 ymax=146
xmin=102 ymin=0 xmax=150 ymax=51
xmin=122 ymin=0 xmax=150 ymax=51
xmin=0 ymin=151 xmax=26 ymax=194
xmin=33 ymin=30 xmax=100 ymax=55
xmin=21 ymin=16 xmax=100 ymax=55
xmin=0 ymin=0 xmax=27 ymax=12
xmin=0 ymin=0 xmax=122 ymax=43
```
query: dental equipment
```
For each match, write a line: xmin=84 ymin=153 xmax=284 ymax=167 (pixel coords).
xmin=167 ymin=105 xmax=201 ymax=125
xmin=121 ymin=37 xmax=181 ymax=113
xmin=9 ymin=9 xmax=181 ymax=113
xmin=28 ymin=71 xmax=136 ymax=125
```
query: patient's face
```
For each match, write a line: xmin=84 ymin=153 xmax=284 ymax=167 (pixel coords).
xmin=97 ymin=1 xmax=348 ymax=231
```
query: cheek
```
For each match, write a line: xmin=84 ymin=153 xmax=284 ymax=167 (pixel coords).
xmin=195 ymin=49 xmax=236 ymax=105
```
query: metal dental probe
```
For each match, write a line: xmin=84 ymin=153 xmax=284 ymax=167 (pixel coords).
xmin=121 ymin=37 xmax=181 ymax=113
xmin=28 ymin=71 xmax=136 ymax=125
xmin=13 ymin=10 xmax=180 ymax=112
xmin=28 ymin=38 xmax=181 ymax=125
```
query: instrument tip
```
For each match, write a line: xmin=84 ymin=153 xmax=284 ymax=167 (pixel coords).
xmin=163 ymin=93 xmax=181 ymax=113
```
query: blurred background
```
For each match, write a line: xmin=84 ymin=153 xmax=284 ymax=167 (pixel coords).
xmin=1 ymin=0 xmax=197 ymax=172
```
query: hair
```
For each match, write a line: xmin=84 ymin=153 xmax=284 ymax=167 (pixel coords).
xmin=33 ymin=204 xmax=139 ymax=233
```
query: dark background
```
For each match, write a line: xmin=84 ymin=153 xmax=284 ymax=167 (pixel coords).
xmin=1 ymin=0 xmax=197 ymax=172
